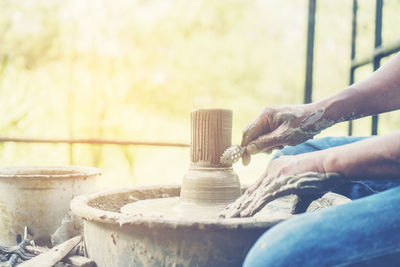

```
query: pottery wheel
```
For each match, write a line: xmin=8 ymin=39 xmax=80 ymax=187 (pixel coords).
xmin=120 ymin=192 xmax=350 ymax=220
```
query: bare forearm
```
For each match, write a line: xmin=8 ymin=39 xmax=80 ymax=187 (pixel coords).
xmin=322 ymin=130 xmax=400 ymax=180
xmin=310 ymin=53 xmax=400 ymax=124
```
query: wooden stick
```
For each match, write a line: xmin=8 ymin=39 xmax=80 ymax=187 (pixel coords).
xmin=65 ymin=255 xmax=95 ymax=267
xmin=25 ymin=245 xmax=49 ymax=255
xmin=19 ymin=236 xmax=82 ymax=267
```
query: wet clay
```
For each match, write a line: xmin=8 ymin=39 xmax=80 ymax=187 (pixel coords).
xmin=275 ymin=108 xmax=330 ymax=146
xmin=120 ymin=197 xmax=225 ymax=220
xmin=180 ymin=109 xmax=241 ymax=206
xmin=221 ymin=172 xmax=347 ymax=218
xmin=120 ymin=109 xmax=242 ymax=220
xmin=119 ymin=192 xmax=300 ymax=221
xmin=190 ymin=109 xmax=232 ymax=167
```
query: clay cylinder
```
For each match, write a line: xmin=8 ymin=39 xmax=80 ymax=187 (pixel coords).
xmin=181 ymin=109 xmax=241 ymax=206
xmin=190 ymin=109 xmax=232 ymax=167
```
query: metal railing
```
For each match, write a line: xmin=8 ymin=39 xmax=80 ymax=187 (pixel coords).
xmin=348 ymin=0 xmax=400 ymax=135
xmin=304 ymin=0 xmax=400 ymax=136
xmin=0 ymin=137 xmax=188 ymax=148
xmin=0 ymin=137 xmax=189 ymax=165
xmin=304 ymin=0 xmax=316 ymax=104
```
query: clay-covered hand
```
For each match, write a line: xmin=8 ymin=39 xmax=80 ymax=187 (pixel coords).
xmin=240 ymin=105 xmax=331 ymax=165
xmin=220 ymin=154 xmax=346 ymax=218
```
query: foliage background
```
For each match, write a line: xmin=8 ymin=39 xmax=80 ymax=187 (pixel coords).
xmin=0 ymin=0 xmax=399 ymax=188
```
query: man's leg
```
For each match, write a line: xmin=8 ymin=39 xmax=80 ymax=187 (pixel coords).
xmin=244 ymin=186 xmax=400 ymax=267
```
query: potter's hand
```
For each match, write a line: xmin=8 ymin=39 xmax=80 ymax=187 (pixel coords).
xmin=220 ymin=154 xmax=346 ymax=218
xmin=240 ymin=105 xmax=329 ymax=165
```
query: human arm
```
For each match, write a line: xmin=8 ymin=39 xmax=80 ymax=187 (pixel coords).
xmin=323 ymin=130 xmax=400 ymax=180
xmin=242 ymin=53 xmax=400 ymax=162
xmin=221 ymin=130 xmax=400 ymax=218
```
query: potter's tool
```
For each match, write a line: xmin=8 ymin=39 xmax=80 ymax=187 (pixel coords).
xmin=221 ymin=145 xmax=250 ymax=165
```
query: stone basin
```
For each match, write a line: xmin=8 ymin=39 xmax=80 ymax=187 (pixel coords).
xmin=70 ymin=185 xmax=349 ymax=267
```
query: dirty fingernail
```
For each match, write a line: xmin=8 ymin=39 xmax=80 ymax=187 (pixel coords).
xmin=240 ymin=209 xmax=250 ymax=218
xmin=242 ymin=151 xmax=251 ymax=166
xmin=265 ymin=148 xmax=273 ymax=154
xmin=246 ymin=144 xmax=258 ymax=154
xmin=241 ymin=134 xmax=251 ymax=147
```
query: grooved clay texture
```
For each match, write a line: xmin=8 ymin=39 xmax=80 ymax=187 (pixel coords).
xmin=190 ymin=109 xmax=232 ymax=167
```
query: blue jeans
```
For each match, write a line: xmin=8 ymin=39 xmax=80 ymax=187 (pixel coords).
xmin=244 ymin=137 xmax=400 ymax=267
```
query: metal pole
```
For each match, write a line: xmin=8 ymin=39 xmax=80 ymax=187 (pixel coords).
xmin=348 ymin=0 xmax=358 ymax=136
xmin=0 ymin=137 xmax=189 ymax=148
xmin=351 ymin=40 xmax=400 ymax=68
xmin=304 ymin=0 xmax=316 ymax=104
xmin=371 ymin=0 xmax=383 ymax=135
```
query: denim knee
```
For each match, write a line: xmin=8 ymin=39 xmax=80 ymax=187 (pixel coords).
xmin=243 ymin=214 xmax=318 ymax=267
xmin=244 ymin=186 xmax=400 ymax=267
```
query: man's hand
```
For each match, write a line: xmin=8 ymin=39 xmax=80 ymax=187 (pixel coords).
xmin=220 ymin=153 xmax=346 ymax=218
xmin=240 ymin=105 xmax=331 ymax=165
